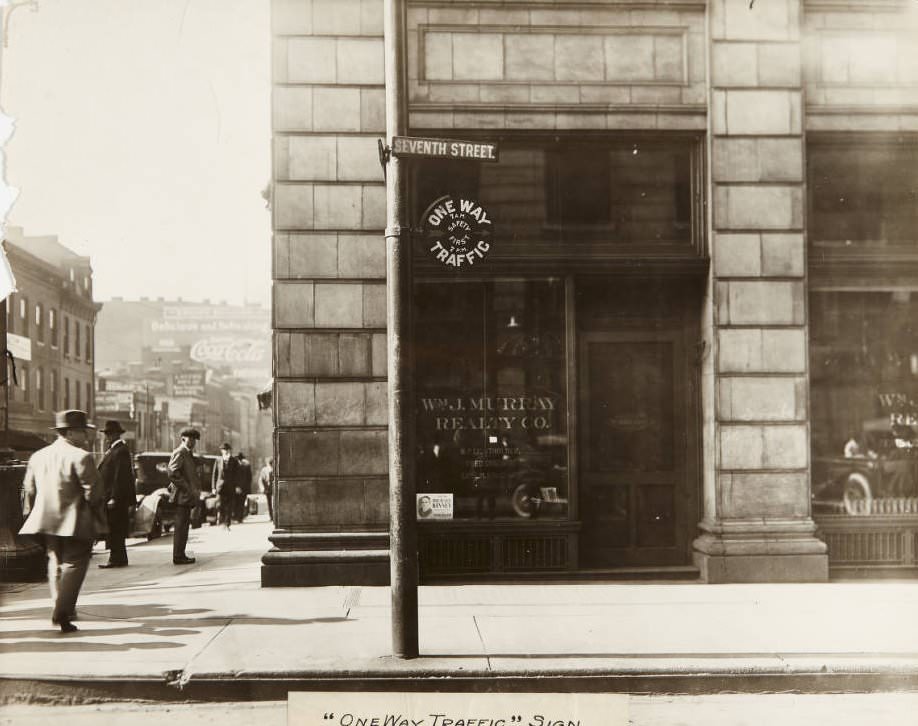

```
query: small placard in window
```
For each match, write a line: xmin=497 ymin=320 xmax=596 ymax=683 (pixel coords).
xmin=417 ymin=493 xmax=453 ymax=520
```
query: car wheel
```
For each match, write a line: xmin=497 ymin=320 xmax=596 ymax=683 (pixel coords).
xmin=510 ymin=483 xmax=535 ymax=518
xmin=843 ymin=472 xmax=873 ymax=515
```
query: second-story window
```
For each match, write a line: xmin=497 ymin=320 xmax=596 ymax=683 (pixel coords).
xmin=64 ymin=377 xmax=70 ymax=408
xmin=75 ymin=324 xmax=81 ymax=360
xmin=85 ymin=382 xmax=91 ymax=415
xmin=85 ymin=324 xmax=92 ymax=362
xmin=36 ymin=368 xmax=44 ymax=411
xmin=75 ymin=379 xmax=81 ymax=409
xmin=21 ymin=365 xmax=29 ymax=403
xmin=19 ymin=297 xmax=28 ymax=337
xmin=35 ymin=303 xmax=44 ymax=344
xmin=49 ymin=309 xmax=58 ymax=347
xmin=64 ymin=317 xmax=70 ymax=357
xmin=51 ymin=371 xmax=58 ymax=410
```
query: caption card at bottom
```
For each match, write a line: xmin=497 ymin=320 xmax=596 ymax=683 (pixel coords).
xmin=289 ymin=692 xmax=628 ymax=726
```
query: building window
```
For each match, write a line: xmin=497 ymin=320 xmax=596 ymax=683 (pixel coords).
xmin=19 ymin=297 xmax=28 ymax=337
xmin=21 ymin=365 xmax=29 ymax=403
xmin=412 ymin=136 xmax=696 ymax=252
xmin=36 ymin=368 xmax=44 ymax=411
xmin=810 ymin=138 xmax=918 ymax=249
xmin=86 ymin=382 xmax=91 ymax=415
xmin=414 ymin=279 xmax=568 ymax=520
xmin=63 ymin=317 xmax=70 ymax=357
xmin=34 ymin=303 xmax=43 ymax=343
xmin=809 ymin=138 xmax=918 ymax=548
xmin=75 ymin=324 xmax=81 ymax=361
xmin=51 ymin=371 xmax=58 ymax=410
xmin=49 ymin=309 xmax=57 ymax=347
xmin=75 ymin=380 xmax=81 ymax=410
xmin=64 ymin=377 xmax=70 ymax=409
xmin=85 ymin=324 xmax=92 ymax=362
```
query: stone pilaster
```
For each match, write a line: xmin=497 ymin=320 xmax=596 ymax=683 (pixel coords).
xmin=263 ymin=0 xmax=390 ymax=586
xmin=693 ymin=0 xmax=828 ymax=582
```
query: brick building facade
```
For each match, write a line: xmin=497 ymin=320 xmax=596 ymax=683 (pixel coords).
xmin=264 ymin=0 xmax=918 ymax=585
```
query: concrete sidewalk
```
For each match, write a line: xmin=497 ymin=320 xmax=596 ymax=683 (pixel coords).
xmin=3 ymin=517 xmax=918 ymax=701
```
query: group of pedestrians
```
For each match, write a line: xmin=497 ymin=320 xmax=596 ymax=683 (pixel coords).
xmin=18 ymin=409 xmax=274 ymax=634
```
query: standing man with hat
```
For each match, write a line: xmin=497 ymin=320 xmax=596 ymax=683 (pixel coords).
xmin=212 ymin=442 xmax=239 ymax=530
xmin=19 ymin=410 xmax=104 ymax=633
xmin=98 ymin=420 xmax=136 ymax=569
xmin=167 ymin=428 xmax=201 ymax=565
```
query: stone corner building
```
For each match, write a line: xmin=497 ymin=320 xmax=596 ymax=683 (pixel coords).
xmin=264 ymin=0 xmax=918 ymax=586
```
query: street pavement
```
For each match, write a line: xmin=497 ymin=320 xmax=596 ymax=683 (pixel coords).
xmin=3 ymin=516 xmax=918 ymax=703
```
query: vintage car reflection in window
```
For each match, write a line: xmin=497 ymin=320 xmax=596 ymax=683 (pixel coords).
xmin=811 ymin=290 xmax=918 ymax=515
xmin=414 ymin=279 xmax=568 ymax=520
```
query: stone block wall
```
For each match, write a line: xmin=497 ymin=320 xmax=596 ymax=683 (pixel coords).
xmin=268 ymin=0 xmax=389 ymax=577
xmin=405 ymin=0 xmax=707 ymax=131
xmin=695 ymin=0 xmax=828 ymax=582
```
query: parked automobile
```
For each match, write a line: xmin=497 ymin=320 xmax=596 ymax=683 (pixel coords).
xmin=131 ymin=452 xmax=220 ymax=539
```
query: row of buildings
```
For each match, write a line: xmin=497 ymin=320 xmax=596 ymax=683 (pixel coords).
xmin=264 ymin=0 xmax=918 ymax=586
xmin=2 ymin=227 xmax=271 ymax=464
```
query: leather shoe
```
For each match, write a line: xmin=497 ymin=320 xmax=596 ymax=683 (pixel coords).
xmin=173 ymin=557 xmax=196 ymax=565
xmin=54 ymin=619 xmax=78 ymax=633
xmin=98 ymin=562 xmax=128 ymax=569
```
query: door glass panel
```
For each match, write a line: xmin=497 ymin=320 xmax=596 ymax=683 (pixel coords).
xmin=588 ymin=342 xmax=674 ymax=472
xmin=581 ymin=485 xmax=630 ymax=548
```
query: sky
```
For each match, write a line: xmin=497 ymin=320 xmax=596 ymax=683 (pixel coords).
xmin=0 ymin=0 xmax=272 ymax=306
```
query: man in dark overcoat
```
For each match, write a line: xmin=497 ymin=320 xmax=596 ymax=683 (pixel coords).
xmin=167 ymin=428 xmax=201 ymax=564
xmin=98 ymin=420 xmax=136 ymax=568
xmin=212 ymin=442 xmax=239 ymax=529
xmin=234 ymin=452 xmax=253 ymax=522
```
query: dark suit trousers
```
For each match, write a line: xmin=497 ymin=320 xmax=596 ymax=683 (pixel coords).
xmin=43 ymin=535 xmax=92 ymax=623
xmin=173 ymin=505 xmax=192 ymax=561
xmin=106 ymin=506 xmax=130 ymax=564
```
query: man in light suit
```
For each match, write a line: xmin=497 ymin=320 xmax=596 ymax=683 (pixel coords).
xmin=98 ymin=420 xmax=136 ymax=569
xmin=20 ymin=409 xmax=104 ymax=633
xmin=167 ymin=427 xmax=201 ymax=565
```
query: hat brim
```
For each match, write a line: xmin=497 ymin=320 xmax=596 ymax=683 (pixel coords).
xmin=50 ymin=424 xmax=96 ymax=430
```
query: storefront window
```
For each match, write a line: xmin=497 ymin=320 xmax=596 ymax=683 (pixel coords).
xmin=414 ymin=279 xmax=568 ymax=521
xmin=811 ymin=291 xmax=918 ymax=515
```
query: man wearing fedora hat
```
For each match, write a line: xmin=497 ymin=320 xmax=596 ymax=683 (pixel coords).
xmin=19 ymin=409 xmax=105 ymax=633
xmin=98 ymin=420 xmax=136 ymax=569
xmin=167 ymin=427 xmax=202 ymax=564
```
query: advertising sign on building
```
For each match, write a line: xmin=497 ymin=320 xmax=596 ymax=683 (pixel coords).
xmin=172 ymin=370 xmax=207 ymax=398
xmin=6 ymin=332 xmax=30 ymax=362
xmin=96 ymin=391 xmax=135 ymax=411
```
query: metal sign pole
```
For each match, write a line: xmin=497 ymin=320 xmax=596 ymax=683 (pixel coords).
xmin=384 ymin=0 xmax=418 ymax=659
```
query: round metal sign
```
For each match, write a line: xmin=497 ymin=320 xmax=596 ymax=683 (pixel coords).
xmin=419 ymin=194 xmax=494 ymax=268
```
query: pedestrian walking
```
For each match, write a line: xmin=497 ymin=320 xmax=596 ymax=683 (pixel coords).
xmin=98 ymin=420 xmax=136 ymax=569
xmin=167 ymin=428 xmax=201 ymax=564
xmin=234 ymin=452 xmax=253 ymax=522
xmin=19 ymin=410 xmax=105 ymax=633
xmin=212 ymin=443 xmax=239 ymax=530
xmin=258 ymin=457 xmax=275 ymax=523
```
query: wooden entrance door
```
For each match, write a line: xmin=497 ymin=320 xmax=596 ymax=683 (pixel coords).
xmin=579 ymin=331 xmax=693 ymax=567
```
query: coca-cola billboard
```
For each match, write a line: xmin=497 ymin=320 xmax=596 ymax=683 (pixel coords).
xmin=190 ymin=337 xmax=267 ymax=366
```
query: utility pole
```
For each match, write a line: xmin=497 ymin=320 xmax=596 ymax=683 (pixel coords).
xmin=384 ymin=0 xmax=418 ymax=659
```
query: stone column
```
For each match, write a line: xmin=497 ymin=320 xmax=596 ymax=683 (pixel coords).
xmin=693 ymin=0 xmax=828 ymax=582
xmin=263 ymin=0 xmax=390 ymax=586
